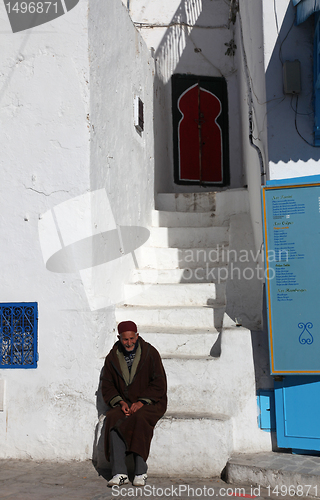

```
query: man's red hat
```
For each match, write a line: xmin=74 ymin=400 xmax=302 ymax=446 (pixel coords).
xmin=117 ymin=320 xmax=138 ymax=334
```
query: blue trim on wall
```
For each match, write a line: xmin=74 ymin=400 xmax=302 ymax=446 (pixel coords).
xmin=266 ymin=175 xmax=320 ymax=187
xmin=257 ymin=389 xmax=276 ymax=431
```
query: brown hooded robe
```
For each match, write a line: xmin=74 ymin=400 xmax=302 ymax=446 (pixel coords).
xmin=101 ymin=336 xmax=167 ymax=462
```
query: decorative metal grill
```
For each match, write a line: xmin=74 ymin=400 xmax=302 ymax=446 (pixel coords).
xmin=0 ymin=303 xmax=38 ymax=368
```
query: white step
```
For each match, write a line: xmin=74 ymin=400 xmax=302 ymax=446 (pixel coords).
xmin=123 ymin=283 xmax=226 ymax=307
xmin=131 ymin=266 xmax=229 ymax=284
xmin=139 ymin=328 xmax=219 ymax=356
xmin=147 ymin=226 xmax=229 ymax=248
xmin=156 ymin=189 xmax=249 ymax=217
xmin=156 ymin=192 xmax=216 ymax=212
xmin=163 ymin=357 xmax=231 ymax=414
xmin=149 ymin=413 xmax=233 ymax=476
xmin=115 ymin=305 xmax=224 ymax=329
xmin=138 ymin=246 xmax=229 ymax=269
xmin=226 ymin=452 xmax=320 ymax=497
xmin=152 ymin=210 xmax=219 ymax=228
xmin=95 ymin=411 xmax=232 ymax=475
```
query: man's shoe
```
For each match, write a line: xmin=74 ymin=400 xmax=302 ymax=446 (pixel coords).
xmin=133 ymin=474 xmax=147 ymax=486
xmin=108 ymin=474 xmax=129 ymax=486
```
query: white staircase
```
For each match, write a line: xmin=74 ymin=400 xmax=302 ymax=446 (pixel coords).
xmin=114 ymin=190 xmax=263 ymax=477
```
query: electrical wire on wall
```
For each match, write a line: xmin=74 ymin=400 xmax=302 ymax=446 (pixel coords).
xmin=237 ymin=6 xmax=266 ymax=184
xmin=274 ymin=0 xmax=320 ymax=147
xmin=273 ymin=0 xmax=296 ymax=65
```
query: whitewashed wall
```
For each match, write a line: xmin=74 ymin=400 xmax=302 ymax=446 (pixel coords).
xmin=88 ymin=0 xmax=155 ymax=315
xmin=129 ymin=0 xmax=243 ymax=193
xmin=0 ymin=0 xmax=154 ymax=460
xmin=233 ymin=0 xmax=267 ymax=267
xmin=0 ymin=0 xmax=97 ymax=461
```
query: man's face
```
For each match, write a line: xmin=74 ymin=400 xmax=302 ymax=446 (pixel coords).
xmin=118 ymin=330 xmax=139 ymax=352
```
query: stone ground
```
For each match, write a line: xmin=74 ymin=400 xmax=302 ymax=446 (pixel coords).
xmin=0 ymin=458 xmax=319 ymax=500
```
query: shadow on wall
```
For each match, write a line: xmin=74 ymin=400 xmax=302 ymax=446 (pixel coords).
xmin=153 ymin=0 xmax=242 ymax=194
xmin=223 ymin=213 xmax=264 ymax=331
xmin=153 ymin=0 xmax=203 ymax=195
xmin=251 ymin=288 xmax=274 ymax=392
xmin=154 ymin=0 xmax=203 ymax=84
xmin=266 ymin=2 xmax=320 ymax=163
xmin=92 ymin=368 xmax=144 ymax=478
xmin=251 ymin=291 xmax=283 ymax=452
xmin=92 ymin=369 xmax=111 ymax=476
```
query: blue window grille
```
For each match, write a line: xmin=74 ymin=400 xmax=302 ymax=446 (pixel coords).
xmin=0 ymin=303 xmax=38 ymax=369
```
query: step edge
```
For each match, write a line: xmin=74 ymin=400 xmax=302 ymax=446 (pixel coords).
xmin=162 ymin=411 xmax=231 ymax=421
xmin=162 ymin=355 xmax=217 ymax=360
xmin=116 ymin=304 xmax=224 ymax=311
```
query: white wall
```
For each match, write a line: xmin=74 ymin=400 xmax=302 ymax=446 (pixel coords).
xmin=89 ymin=0 xmax=155 ymax=315
xmin=129 ymin=0 xmax=244 ymax=193
xmin=0 ymin=0 xmax=98 ymax=461
xmin=235 ymin=0 xmax=268 ymax=266
xmin=0 ymin=0 xmax=155 ymax=460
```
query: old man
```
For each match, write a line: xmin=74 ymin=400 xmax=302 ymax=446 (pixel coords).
xmin=101 ymin=320 xmax=167 ymax=487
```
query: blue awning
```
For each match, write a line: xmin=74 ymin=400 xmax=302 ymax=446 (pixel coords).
xmin=293 ymin=0 xmax=320 ymax=24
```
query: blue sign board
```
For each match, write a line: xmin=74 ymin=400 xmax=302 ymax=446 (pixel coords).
xmin=262 ymin=176 xmax=320 ymax=374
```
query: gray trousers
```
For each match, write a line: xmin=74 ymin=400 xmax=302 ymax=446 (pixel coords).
xmin=110 ymin=429 xmax=148 ymax=476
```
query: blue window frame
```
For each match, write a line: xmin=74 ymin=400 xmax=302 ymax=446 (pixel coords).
xmin=314 ymin=12 xmax=320 ymax=145
xmin=0 ymin=303 xmax=38 ymax=369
